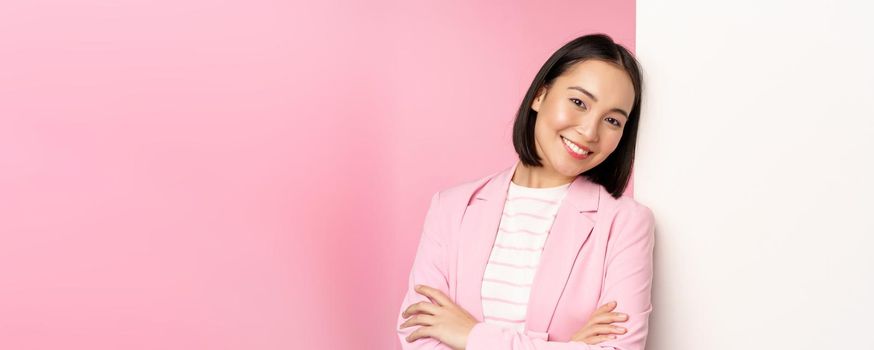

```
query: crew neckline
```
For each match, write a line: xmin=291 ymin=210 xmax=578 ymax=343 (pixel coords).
xmin=509 ymin=179 xmax=572 ymax=193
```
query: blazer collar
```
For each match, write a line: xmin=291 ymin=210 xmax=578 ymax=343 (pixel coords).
xmin=474 ymin=159 xmax=600 ymax=212
xmin=456 ymin=159 xmax=601 ymax=335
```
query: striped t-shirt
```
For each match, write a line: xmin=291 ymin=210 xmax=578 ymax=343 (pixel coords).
xmin=480 ymin=179 xmax=571 ymax=333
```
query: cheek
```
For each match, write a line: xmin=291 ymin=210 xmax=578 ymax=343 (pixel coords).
xmin=602 ymin=132 xmax=624 ymax=153
xmin=549 ymin=106 xmax=575 ymax=126
xmin=534 ymin=114 xmax=561 ymax=137
xmin=538 ymin=102 xmax=574 ymax=128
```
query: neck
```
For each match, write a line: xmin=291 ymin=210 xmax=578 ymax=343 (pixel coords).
xmin=511 ymin=161 xmax=574 ymax=188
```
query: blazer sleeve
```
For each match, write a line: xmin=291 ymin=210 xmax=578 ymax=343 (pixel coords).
xmin=396 ymin=191 xmax=455 ymax=349
xmin=465 ymin=201 xmax=656 ymax=350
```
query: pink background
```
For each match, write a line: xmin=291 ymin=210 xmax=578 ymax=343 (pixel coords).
xmin=0 ymin=1 xmax=634 ymax=348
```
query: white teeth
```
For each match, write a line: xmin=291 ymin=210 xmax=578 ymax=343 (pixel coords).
xmin=562 ymin=137 xmax=589 ymax=155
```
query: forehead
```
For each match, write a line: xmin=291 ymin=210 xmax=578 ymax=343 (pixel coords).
xmin=556 ymin=59 xmax=635 ymax=109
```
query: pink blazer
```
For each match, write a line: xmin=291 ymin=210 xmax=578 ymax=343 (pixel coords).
xmin=396 ymin=160 xmax=656 ymax=350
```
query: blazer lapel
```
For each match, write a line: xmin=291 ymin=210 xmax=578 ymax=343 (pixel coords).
xmin=525 ymin=174 xmax=599 ymax=333
xmin=455 ymin=162 xmax=514 ymax=322
xmin=455 ymin=159 xmax=601 ymax=334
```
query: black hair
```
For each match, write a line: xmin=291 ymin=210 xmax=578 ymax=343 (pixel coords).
xmin=512 ymin=33 xmax=644 ymax=199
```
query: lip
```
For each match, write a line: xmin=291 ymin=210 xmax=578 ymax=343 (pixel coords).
xmin=561 ymin=136 xmax=592 ymax=160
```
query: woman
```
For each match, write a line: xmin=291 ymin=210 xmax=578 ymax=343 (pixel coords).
xmin=396 ymin=33 xmax=655 ymax=350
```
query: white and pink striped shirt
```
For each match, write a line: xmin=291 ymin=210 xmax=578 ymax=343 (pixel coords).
xmin=480 ymin=179 xmax=571 ymax=333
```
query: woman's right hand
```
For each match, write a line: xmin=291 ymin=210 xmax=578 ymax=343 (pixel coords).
xmin=569 ymin=301 xmax=629 ymax=345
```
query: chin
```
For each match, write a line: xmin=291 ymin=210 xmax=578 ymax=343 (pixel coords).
xmin=554 ymin=158 xmax=584 ymax=176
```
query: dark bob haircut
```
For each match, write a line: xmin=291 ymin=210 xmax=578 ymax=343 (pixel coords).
xmin=512 ymin=33 xmax=644 ymax=199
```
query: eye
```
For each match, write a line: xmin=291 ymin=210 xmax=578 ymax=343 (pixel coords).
xmin=569 ymin=98 xmax=587 ymax=109
xmin=605 ymin=117 xmax=622 ymax=127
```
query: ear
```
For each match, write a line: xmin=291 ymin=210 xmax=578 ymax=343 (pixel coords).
xmin=530 ymin=86 xmax=547 ymax=112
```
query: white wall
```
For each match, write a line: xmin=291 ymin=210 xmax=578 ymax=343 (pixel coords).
xmin=635 ymin=1 xmax=874 ymax=348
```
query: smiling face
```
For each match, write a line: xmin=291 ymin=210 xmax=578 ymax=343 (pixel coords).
xmin=529 ymin=59 xmax=636 ymax=179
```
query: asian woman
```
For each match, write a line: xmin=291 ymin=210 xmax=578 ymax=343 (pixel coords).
xmin=396 ymin=33 xmax=654 ymax=350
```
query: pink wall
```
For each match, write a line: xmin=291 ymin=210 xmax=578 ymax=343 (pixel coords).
xmin=0 ymin=1 xmax=634 ymax=348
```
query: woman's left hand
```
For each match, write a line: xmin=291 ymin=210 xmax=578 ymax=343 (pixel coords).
xmin=399 ymin=284 xmax=478 ymax=350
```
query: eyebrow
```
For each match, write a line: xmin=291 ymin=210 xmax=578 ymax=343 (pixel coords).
xmin=567 ymin=86 xmax=630 ymax=118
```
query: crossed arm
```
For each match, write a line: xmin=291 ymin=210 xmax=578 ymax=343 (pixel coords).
xmin=396 ymin=191 xmax=656 ymax=350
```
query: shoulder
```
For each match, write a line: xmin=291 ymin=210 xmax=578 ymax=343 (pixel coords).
xmin=415 ymin=169 xmax=501 ymax=243
xmin=590 ymin=184 xmax=656 ymax=234
xmin=421 ymin=167 xmax=505 ymax=231
xmin=586 ymin=188 xmax=657 ymax=267
xmin=434 ymin=168 xmax=503 ymax=208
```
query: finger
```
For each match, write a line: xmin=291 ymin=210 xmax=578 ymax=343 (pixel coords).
xmin=590 ymin=324 xmax=627 ymax=336
xmin=608 ymin=311 xmax=629 ymax=323
xmin=415 ymin=284 xmax=449 ymax=307
xmin=594 ymin=300 xmax=618 ymax=315
xmin=399 ymin=314 xmax=437 ymax=329
xmin=415 ymin=284 xmax=452 ymax=307
xmin=402 ymin=300 xmax=441 ymax=319
xmin=588 ymin=311 xmax=629 ymax=325
xmin=584 ymin=334 xmax=617 ymax=344
xmin=406 ymin=325 xmax=432 ymax=343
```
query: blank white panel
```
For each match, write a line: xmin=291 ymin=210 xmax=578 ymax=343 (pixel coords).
xmin=636 ymin=1 xmax=874 ymax=348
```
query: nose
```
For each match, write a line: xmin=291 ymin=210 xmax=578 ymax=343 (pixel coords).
xmin=574 ymin=114 xmax=600 ymax=143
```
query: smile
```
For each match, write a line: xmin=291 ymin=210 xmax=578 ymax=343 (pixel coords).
xmin=561 ymin=136 xmax=591 ymax=159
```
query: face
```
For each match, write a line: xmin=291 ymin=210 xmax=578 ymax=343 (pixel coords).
xmin=529 ymin=59 xmax=636 ymax=178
